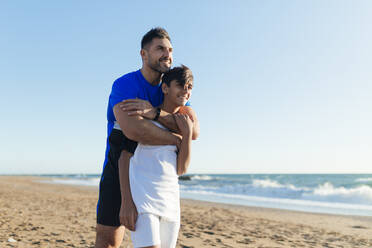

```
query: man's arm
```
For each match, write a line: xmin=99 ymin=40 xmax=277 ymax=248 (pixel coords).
xmin=155 ymin=106 xmax=199 ymax=140
xmin=113 ymin=103 xmax=181 ymax=146
xmin=118 ymin=99 xmax=200 ymax=140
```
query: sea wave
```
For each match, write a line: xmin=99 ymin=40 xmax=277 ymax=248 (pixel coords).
xmin=303 ymin=182 xmax=372 ymax=205
xmin=48 ymin=178 xmax=100 ymax=187
xmin=191 ymin=175 xmax=216 ymax=180
xmin=356 ymin=177 xmax=372 ymax=182
xmin=252 ymin=179 xmax=306 ymax=191
xmin=181 ymin=180 xmax=307 ymax=199
xmin=180 ymin=189 xmax=372 ymax=211
xmin=181 ymin=180 xmax=372 ymax=205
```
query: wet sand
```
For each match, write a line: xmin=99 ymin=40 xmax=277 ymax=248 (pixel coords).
xmin=0 ymin=176 xmax=371 ymax=247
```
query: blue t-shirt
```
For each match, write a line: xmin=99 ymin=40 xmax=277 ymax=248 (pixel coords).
xmin=107 ymin=70 xmax=164 ymax=134
xmin=102 ymin=69 xmax=189 ymax=171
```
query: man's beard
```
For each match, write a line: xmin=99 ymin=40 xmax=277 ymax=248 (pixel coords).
xmin=148 ymin=57 xmax=171 ymax=74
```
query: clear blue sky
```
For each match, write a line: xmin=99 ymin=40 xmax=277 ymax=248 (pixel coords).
xmin=1 ymin=1 xmax=371 ymax=174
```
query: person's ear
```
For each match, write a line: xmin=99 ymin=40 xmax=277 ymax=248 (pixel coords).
xmin=140 ymin=49 xmax=147 ymax=61
xmin=162 ymin=83 xmax=169 ymax=95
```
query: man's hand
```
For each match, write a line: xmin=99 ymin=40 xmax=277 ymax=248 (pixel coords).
xmin=119 ymin=199 xmax=138 ymax=231
xmin=119 ymin=99 xmax=156 ymax=119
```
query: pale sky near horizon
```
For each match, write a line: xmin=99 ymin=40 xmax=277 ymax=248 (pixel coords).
xmin=1 ymin=1 xmax=371 ymax=174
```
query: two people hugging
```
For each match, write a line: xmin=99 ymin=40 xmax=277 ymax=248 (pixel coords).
xmin=95 ymin=27 xmax=199 ymax=248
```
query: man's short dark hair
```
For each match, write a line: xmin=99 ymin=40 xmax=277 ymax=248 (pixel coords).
xmin=162 ymin=65 xmax=193 ymax=87
xmin=141 ymin=27 xmax=171 ymax=49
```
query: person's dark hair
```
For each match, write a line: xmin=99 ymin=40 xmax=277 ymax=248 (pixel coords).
xmin=141 ymin=27 xmax=171 ymax=49
xmin=162 ymin=65 xmax=193 ymax=87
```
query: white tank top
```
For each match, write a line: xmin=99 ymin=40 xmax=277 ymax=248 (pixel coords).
xmin=129 ymin=122 xmax=180 ymax=221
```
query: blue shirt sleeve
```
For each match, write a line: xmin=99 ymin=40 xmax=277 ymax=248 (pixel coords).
xmin=109 ymin=77 xmax=139 ymax=110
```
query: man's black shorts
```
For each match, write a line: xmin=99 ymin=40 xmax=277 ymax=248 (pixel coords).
xmin=96 ymin=129 xmax=137 ymax=226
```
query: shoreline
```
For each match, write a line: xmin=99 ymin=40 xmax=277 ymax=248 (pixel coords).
xmin=1 ymin=176 xmax=371 ymax=247
xmin=37 ymin=175 xmax=372 ymax=217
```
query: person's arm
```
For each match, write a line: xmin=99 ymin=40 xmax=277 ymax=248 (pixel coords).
xmin=118 ymin=150 xmax=137 ymax=231
xmin=156 ymin=106 xmax=199 ymax=141
xmin=176 ymin=106 xmax=199 ymax=140
xmin=113 ymin=103 xmax=181 ymax=147
xmin=118 ymin=99 xmax=200 ymax=140
xmin=174 ymin=114 xmax=193 ymax=175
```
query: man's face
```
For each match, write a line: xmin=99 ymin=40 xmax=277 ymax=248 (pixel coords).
xmin=163 ymin=79 xmax=193 ymax=106
xmin=143 ymin=38 xmax=173 ymax=73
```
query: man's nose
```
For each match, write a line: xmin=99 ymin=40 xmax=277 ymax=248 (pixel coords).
xmin=164 ymin=49 xmax=171 ymax=58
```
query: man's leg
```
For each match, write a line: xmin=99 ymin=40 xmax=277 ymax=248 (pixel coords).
xmin=96 ymin=164 xmax=124 ymax=248
xmin=95 ymin=224 xmax=125 ymax=248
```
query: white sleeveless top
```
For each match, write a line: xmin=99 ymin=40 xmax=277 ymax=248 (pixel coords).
xmin=129 ymin=122 xmax=180 ymax=221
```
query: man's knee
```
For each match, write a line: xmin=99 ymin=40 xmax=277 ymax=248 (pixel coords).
xmin=95 ymin=224 xmax=125 ymax=248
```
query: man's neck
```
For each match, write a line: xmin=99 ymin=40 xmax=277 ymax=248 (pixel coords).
xmin=140 ymin=67 xmax=162 ymax=86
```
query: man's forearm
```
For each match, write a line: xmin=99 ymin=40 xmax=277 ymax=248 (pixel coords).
xmin=157 ymin=110 xmax=178 ymax=132
xmin=157 ymin=108 xmax=200 ymax=140
xmin=114 ymin=104 xmax=181 ymax=146
xmin=117 ymin=100 xmax=199 ymax=140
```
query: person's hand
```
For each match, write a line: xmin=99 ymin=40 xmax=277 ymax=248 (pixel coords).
xmin=171 ymin=132 xmax=182 ymax=151
xmin=119 ymin=199 xmax=138 ymax=231
xmin=119 ymin=99 xmax=156 ymax=119
xmin=174 ymin=113 xmax=193 ymax=137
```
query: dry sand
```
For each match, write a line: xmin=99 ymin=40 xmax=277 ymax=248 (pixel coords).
xmin=0 ymin=176 xmax=371 ymax=248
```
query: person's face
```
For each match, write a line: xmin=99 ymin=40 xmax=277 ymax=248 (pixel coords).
xmin=163 ymin=79 xmax=193 ymax=106
xmin=142 ymin=38 xmax=173 ymax=73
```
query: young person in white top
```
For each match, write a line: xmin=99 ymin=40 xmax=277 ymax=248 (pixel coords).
xmin=129 ymin=65 xmax=194 ymax=248
xmin=95 ymin=28 xmax=199 ymax=248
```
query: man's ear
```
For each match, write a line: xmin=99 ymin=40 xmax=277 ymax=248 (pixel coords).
xmin=140 ymin=49 xmax=146 ymax=61
xmin=162 ymin=83 xmax=168 ymax=95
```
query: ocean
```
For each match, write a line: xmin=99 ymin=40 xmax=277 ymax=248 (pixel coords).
xmin=40 ymin=174 xmax=372 ymax=217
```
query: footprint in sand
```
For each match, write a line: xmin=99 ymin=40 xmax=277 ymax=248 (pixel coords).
xmin=352 ymin=225 xmax=367 ymax=229
xmin=183 ymin=232 xmax=194 ymax=238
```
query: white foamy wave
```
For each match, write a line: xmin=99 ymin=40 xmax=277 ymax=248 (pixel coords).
xmin=252 ymin=179 xmax=283 ymax=188
xmin=180 ymin=189 xmax=372 ymax=213
xmin=181 ymin=181 xmax=307 ymax=199
xmin=191 ymin=175 xmax=215 ymax=180
xmin=356 ymin=177 xmax=372 ymax=183
xmin=304 ymin=182 xmax=372 ymax=205
xmin=45 ymin=178 xmax=100 ymax=187
xmin=179 ymin=184 xmax=219 ymax=190
xmin=252 ymin=179 xmax=305 ymax=191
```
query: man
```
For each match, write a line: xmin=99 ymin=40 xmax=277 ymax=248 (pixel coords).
xmin=95 ymin=27 xmax=199 ymax=248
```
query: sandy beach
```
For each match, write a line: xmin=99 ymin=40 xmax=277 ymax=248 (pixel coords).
xmin=0 ymin=176 xmax=371 ymax=248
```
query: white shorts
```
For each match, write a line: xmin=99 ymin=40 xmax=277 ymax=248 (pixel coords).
xmin=130 ymin=213 xmax=180 ymax=248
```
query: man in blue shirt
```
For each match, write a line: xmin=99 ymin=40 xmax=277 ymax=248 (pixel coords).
xmin=95 ymin=28 xmax=199 ymax=248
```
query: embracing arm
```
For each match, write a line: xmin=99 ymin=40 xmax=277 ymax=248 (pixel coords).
xmin=157 ymin=106 xmax=199 ymax=140
xmin=118 ymin=99 xmax=200 ymax=140
xmin=113 ymin=103 xmax=181 ymax=146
